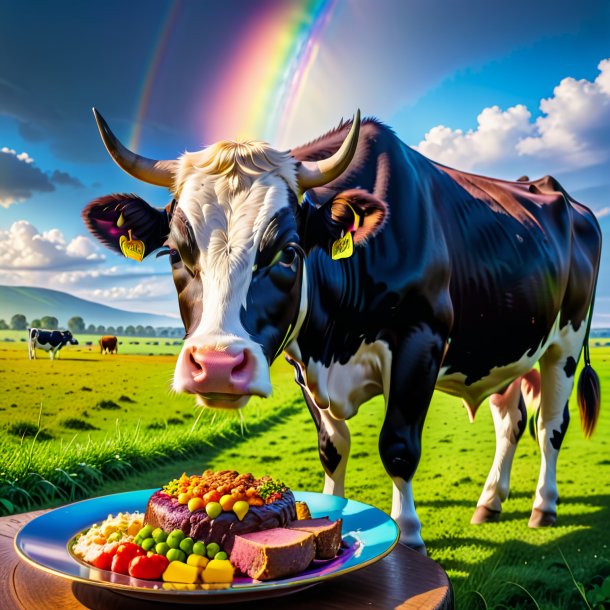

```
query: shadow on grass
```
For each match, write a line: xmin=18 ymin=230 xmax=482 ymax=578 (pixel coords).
xmin=435 ymin=493 xmax=610 ymax=610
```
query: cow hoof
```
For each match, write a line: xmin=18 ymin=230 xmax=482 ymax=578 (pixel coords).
xmin=528 ymin=508 xmax=557 ymax=528
xmin=470 ymin=505 xmax=501 ymax=524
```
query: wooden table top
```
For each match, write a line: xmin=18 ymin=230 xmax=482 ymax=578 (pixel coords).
xmin=1 ymin=510 xmax=452 ymax=610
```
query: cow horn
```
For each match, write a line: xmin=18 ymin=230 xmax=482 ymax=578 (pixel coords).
xmin=92 ymin=108 xmax=177 ymax=188
xmin=297 ymin=109 xmax=361 ymax=191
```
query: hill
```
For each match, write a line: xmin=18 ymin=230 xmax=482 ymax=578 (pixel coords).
xmin=0 ymin=285 xmax=180 ymax=328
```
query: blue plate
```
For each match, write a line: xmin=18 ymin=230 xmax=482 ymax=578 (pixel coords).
xmin=15 ymin=490 xmax=399 ymax=603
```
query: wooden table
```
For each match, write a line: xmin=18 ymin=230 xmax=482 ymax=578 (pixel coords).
xmin=1 ymin=510 xmax=452 ymax=609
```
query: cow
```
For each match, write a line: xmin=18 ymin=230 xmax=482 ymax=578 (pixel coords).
xmin=82 ymin=109 xmax=601 ymax=552
xmin=28 ymin=328 xmax=78 ymax=360
xmin=100 ymin=335 xmax=118 ymax=354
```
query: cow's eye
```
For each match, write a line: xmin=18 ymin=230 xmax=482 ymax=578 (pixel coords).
xmin=279 ymin=245 xmax=297 ymax=267
xmin=268 ymin=245 xmax=297 ymax=269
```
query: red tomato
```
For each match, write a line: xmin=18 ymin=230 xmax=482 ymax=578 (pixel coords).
xmin=128 ymin=554 xmax=170 ymax=580
xmin=111 ymin=542 xmax=145 ymax=574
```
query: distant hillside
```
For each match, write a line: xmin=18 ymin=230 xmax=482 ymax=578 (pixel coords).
xmin=0 ymin=285 xmax=180 ymax=328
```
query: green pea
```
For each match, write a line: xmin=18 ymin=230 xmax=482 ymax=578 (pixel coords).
xmin=192 ymin=541 xmax=206 ymax=556
xmin=167 ymin=529 xmax=185 ymax=549
xmin=166 ymin=548 xmax=186 ymax=563
xmin=152 ymin=527 xmax=168 ymax=543
xmin=179 ymin=537 xmax=194 ymax=555
xmin=155 ymin=542 xmax=170 ymax=556
xmin=139 ymin=525 xmax=153 ymax=539
xmin=214 ymin=551 xmax=228 ymax=560
xmin=206 ymin=542 xmax=220 ymax=559
xmin=141 ymin=537 xmax=156 ymax=552
xmin=107 ymin=532 xmax=121 ymax=543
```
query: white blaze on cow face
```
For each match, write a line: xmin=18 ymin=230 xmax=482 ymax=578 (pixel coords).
xmin=170 ymin=140 xmax=299 ymax=409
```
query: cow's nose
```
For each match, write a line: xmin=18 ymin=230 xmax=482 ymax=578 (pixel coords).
xmin=186 ymin=347 xmax=254 ymax=394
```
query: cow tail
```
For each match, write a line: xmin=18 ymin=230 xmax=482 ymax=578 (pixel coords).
xmin=577 ymin=281 xmax=600 ymax=439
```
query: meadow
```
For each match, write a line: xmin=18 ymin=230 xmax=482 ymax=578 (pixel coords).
xmin=1 ymin=330 xmax=609 ymax=609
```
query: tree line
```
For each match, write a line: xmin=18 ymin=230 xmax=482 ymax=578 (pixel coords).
xmin=0 ymin=314 xmax=183 ymax=338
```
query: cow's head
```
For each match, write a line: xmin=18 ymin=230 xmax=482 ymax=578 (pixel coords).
xmin=63 ymin=330 xmax=78 ymax=345
xmin=84 ymin=109 xmax=386 ymax=409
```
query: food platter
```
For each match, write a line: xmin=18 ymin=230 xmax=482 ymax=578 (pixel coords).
xmin=15 ymin=489 xmax=399 ymax=604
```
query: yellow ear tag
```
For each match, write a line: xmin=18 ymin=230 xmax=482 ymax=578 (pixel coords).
xmin=331 ymin=231 xmax=354 ymax=260
xmin=119 ymin=229 xmax=145 ymax=262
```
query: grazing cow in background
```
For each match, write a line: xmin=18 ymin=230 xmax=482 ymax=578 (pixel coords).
xmin=83 ymin=109 xmax=601 ymax=551
xmin=100 ymin=335 xmax=118 ymax=354
xmin=28 ymin=328 xmax=78 ymax=360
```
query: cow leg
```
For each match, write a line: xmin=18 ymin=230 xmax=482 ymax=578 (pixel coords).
xmin=530 ymin=339 xmax=582 ymax=527
xmin=380 ymin=325 xmax=447 ymax=553
xmin=319 ymin=410 xmax=350 ymax=496
xmin=300 ymin=386 xmax=351 ymax=496
xmin=471 ymin=377 xmax=527 ymax=523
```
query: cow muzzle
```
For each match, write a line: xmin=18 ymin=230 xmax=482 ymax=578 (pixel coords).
xmin=174 ymin=343 xmax=271 ymax=409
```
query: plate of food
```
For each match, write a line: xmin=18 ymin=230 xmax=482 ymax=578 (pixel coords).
xmin=14 ymin=469 xmax=399 ymax=603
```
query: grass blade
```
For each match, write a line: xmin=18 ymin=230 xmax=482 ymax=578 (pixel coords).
xmin=558 ymin=548 xmax=593 ymax=610
xmin=504 ymin=581 xmax=542 ymax=610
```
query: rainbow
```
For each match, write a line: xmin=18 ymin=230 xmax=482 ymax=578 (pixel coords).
xmin=129 ymin=0 xmax=182 ymax=151
xmin=128 ymin=0 xmax=338 ymax=151
xmin=201 ymin=0 xmax=338 ymax=143
xmin=212 ymin=0 xmax=339 ymax=145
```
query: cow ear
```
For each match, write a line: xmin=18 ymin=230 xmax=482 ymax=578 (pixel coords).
xmin=82 ymin=194 xmax=170 ymax=259
xmin=326 ymin=189 xmax=388 ymax=246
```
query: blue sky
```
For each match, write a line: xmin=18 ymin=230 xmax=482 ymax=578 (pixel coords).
xmin=1 ymin=0 xmax=609 ymax=325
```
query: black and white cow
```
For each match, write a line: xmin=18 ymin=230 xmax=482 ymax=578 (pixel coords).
xmin=83 ymin=110 xmax=601 ymax=551
xmin=28 ymin=328 xmax=78 ymax=360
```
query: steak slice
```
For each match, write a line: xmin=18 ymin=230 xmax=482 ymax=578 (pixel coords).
xmin=288 ymin=517 xmax=342 ymax=559
xmin=230 ymin=528 xmax=315 ymax=581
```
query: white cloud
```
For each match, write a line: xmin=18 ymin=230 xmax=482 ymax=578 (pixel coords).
xmin=415 ymin=58 xmax=610 ymax=173
xmin=517 ymin=59 xmax=610 ymax=167
xmin=81 ymin=278 xmax=175 ymax=302
xmin=416 ymin=105 xmax=533 ymax=171
xmin=595 ymin=207 xmax=610 ymax=219
xmin=1 ymin=147 xmax=34 ymax=164
xmin=0 ymin=221 xmax=104 ymax=270
xmin=41 ymin=228 xmax=65 ymax=244
xmin=65 ymin=235 xmax=102 ymax=260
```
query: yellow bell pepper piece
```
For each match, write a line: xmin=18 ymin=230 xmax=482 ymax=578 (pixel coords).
xmin=202 ymin=559 xmax=234 ymax=584
xmin=162 ymin=560 xmax=200 ymax=584
xmin=186 ymin=554 xmax=209 ymax=569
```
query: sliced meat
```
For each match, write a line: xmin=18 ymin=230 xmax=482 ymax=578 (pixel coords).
xmin=288 ymin=517 xmax=342 ymax=559
xmin=230 ymin=528 xmax=315 ymax=581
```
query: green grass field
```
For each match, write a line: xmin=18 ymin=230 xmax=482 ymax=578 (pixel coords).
xmin=1 ymin=331 xmax=609 ymax=608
